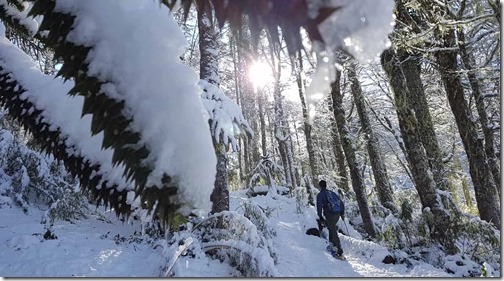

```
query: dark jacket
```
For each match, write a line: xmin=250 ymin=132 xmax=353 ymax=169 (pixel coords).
xmin=316 ymin=189 xmax=345 ymax=219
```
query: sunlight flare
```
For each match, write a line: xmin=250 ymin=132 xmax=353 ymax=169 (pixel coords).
xmin=249 ymin=61 xmax=273 ymax=91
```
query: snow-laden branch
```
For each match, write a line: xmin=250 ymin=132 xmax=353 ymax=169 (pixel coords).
xmin=0 ymin=35 xmax=137 ymax=215
xmin=189 ymin=210 xmax=278 ymax=277
xmin=439 ymin=13 xmax=497 ymax=26
xmin=200 ymin=240 xmax=277 ymax=277
xmin=0 ymin=0 xmax=38 ymax=37
xmin=199 ymin=80 xmax=252 ymax=152
xmin=409 ymin=45 xmax=460 ymax=53
xmin=29 ymin=0 xmax=216 ymax=222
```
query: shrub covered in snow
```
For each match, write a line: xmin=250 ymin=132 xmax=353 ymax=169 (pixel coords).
xmin=0 ymin=122 xmax=89 ymax=225
xmin=247 ymin=155 xmax=286 ymax=197
xmin=369 ymin=188 xmax=500 ymax=277
xmin=161 ymin=210 xmax=278 ymax=277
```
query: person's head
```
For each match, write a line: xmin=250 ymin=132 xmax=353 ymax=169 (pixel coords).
xmin=319 ymin=180 xmax=327 ymax=189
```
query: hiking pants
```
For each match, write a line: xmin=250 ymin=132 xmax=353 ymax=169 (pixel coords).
xmin=326 ymin=212 xmax=343 ymax=255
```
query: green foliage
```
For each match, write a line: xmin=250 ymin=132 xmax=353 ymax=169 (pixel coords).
xmin=400 ymin=200 xmax=413 ymax=222
xmin=0 ymin=117 xmax=90 ymax=225
xmin=42 ymin=186 xmax=89 ymax=226
xmin=461 ymin=176 xmax=477 ymax=214
xmin=446 ymin=174 xmax=461 ymax=206
xmin=1 ymin=133 xmax=78 ymax=208
xmin=377 ymin=218 xmax=406 ymax=250
xmin=372 ymin=202 xmax=408 ymax=251
xmin=454 ymin=217 xmax=500 ymax=268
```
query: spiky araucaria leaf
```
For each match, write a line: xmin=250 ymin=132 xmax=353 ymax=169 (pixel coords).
xmin=25 ymin=0 xmax=216 ymax=228
xmin=0 ymin=32 xmax=138 ymax=217
xmin=26 ymin=0 xmax=177 ymax=225
xmin=0 ymin=0 xmax=38 ymax=38
xmin=0 ymin=65 xmax=133 ymax=217
xmin=28 ymin=0 xmax=156 ymax=186
xmin=164 ymin=0 xmax=340 ymax=56
xmin=5 ymin=0 xmax=24 ymax=11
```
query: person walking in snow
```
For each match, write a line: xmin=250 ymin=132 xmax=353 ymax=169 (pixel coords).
xmin=316 ymin=180 xmax=345 ymax=259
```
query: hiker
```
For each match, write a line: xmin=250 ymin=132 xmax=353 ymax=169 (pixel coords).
xmin=316 ymin=180 xmax=345 ymax=258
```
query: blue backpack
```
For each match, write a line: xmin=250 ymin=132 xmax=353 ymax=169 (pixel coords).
xmin=324 ymin=190 xmax=343 ymax=214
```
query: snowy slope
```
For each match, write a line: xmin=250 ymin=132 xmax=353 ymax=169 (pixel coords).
xmin=0 ymin=187 xmax=470 ymax=277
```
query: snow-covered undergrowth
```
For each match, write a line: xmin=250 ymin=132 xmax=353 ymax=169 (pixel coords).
xmin=0 ymin=126 xmax=86 ymax=223
xmin=0 ymin=136 xmax=499 ymax=277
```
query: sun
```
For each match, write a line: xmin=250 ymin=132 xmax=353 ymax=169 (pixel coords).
xmin=249 ymin=61 xmax=273 ymax=90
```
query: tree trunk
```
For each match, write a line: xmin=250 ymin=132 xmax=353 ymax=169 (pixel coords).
xmin=250 ymin=118 xmax=262 ymax=164
xmin=331 ymin=69 xmax=376 ymax=238
xmin=347 ymin=60 xmax=397 ymax=214
xmin=399 ymin=51 xmax=449 ymax=192
xmin=230 ymin=39 xmax=244 ymax=183
xmin=303 ymin=174 xmax=316 ymax=206
xmin=287 ymin=136 xmax=298 ymax=190
xmin=269 ymin=40 xmax=294 ymax=192
xmin=210 ymin=143 xmax=230 ymax=212
xmin=198 ymin=5 xmax=229 ymax=213
xmin=236 ymin=24 xmax=260 ymax=167
xmin=487 ymin=0 xmax=501 ymax=23
xmin=434 ymin=29 xmax=500 ymax=229
xmin=328 ymin=99 xmax=349 ymax=193
xmin=198 ymin=7 xmax=219 ymax=85
xmin=267 ymin=110 xmax=277 ymax=163
xmin=238 ymin=138 xmax=244 ymax=184
xmin=458 ymin=30 xmax=500 ymax=193
xmin=273 ymin=88 xmax=293 ymax=191
xmin=381 ymin=48 xmax=454 ymax=252
xmin=258 ymin=91 xmax=268 ymax=157
xmin=296 ymin=51 xmax=319 ymax=184
xmin=233 ymin=33 xmax=252 ymax=177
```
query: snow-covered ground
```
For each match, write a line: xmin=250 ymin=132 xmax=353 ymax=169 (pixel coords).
xmin=0 ymin=188 xmax=466 ymax=277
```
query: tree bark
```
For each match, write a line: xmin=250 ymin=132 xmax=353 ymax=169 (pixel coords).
xmin=487 ymin=0 xmax=501 ymax=24
xmin=328 ymin=99 xmax=349 ymax=193
xmin=296 ymin=51 xmax=319 ymax=184
xmin=198 ymin=5 xmax=229 ymax=213
xmin=434 ymin=29 xmax=500 ymax=229
xmin=230 ymin=39 xmax=244 ymax=183
xmin=268 ymin=41 xmax=293 ymax=192
xmin=381 ymin=48 xmax=454 ymax=252
xmin=399 ymin=51 xmax=449 ymax=192
xmin=258 ymin=90 xmax=268 ymax=157
xmin=209 ymin=142 xmax=230 ymax=213
xmin=458 ymin=30 xmax=500 ymax=193
xmin=347 ymin=60 xmax=397 ymax=214
xmin=331 ymin=69 xmax=376 ymax=238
